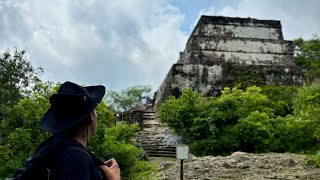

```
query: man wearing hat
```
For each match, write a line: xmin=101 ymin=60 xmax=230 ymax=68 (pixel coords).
xmin=14 ymin=81 xmax=120 ymax=180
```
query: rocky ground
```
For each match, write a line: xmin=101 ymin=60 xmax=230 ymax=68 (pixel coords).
xmin=151 ymin=152 xmax=320 ymax=180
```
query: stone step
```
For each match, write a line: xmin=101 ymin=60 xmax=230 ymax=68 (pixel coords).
xmin=142 ymin=109 xmax=155 ymax=112
xmin=135 ymin=141 xmax=168 ymax=145
xmin=140 ymin=145 xmax=176 ymax=150
xmin=139 ymin=143 xmax=171 ymax=146
xmin=135 ymin=139 xmax=164 ymax=143
xmin=146 ymin=151 xmax=176 ymax=156
xmin=140 ymin=145 xmax=176 ymax=158
xmin=143 ymin=120 xmax=160 ymax=124
xmin=146 ymin=153 xmax=176 ymax=158
xmin=142 ymin=118 xmax=157 ymax=121
xmin=135 ymin=137 xmax=167 ymax=140
xmin=142 ymin=141 xmax=169 ymax=144
xmin=143 ymin=148 xmax=176 ymax=153
xmin=142 ymin=114 xmax=156 ymax=117
xmin=137 ymin=141 xmax=168 ymax=144
xmin=142 ymin=112 xmax=156 ymax=115
xmin=142 ymin=116 xmax=156 ymax=120
xmin=135 ymin=135 xmax=165 ymax=139
xmin=144 ymin=124 xmax=161 ymax=128
xmin=133 ymin=122 xmax=181 ymax=158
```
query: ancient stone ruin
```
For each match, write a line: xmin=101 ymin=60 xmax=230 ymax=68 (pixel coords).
xmin=154 ymin=15 xmax=306 ymax=109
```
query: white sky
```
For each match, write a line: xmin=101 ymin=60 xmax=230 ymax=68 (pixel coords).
xmin=0 ymin=0 xmax=319 ymax=91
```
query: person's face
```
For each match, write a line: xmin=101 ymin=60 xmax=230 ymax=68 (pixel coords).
xmin=89 ymin=109 xmax=98 ymax=137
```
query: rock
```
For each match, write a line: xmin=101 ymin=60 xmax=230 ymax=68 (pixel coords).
xmin=189 ymin=153 xmax=197 ymax=161
xmin=222 ymin=162 xmax=234 ymax=169
xmin=152 ymin=152 xmax=320 ymax=179
xmin=237 ymin=162 xmax=251 ymax=169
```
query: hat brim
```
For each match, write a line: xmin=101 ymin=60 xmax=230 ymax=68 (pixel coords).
xmin=40 ymin=85 xmax=105 ymax=132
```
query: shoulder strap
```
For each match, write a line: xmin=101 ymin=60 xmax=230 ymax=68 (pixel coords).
xmin=65 ymin=144 xmax=105 ymax=166
xmin=65 ymin=145 xmax=107 ymax=180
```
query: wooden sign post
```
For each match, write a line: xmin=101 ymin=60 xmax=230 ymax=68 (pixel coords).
xmin=176 ymin=145 xmax=189 ymax=180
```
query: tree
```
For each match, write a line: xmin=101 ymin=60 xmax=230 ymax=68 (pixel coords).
xmin=0 ymin=49 xmax=41 ymax=121
xmin=0 ymin=81 xmax=155 ymax=179
xmin=0 ymin=80 xmax=55 ymax=178
xmin=106 ymin=85 xmax=152 ymax=112
xmin=158 ymin=86 xmax=320 ymax=156
xmin=294 ymin=35 xmax=320 ymax=82
xmin=157 ymin=89 xmax=211 ymax=143
xmin=260 ymin=85 xmax=298 ymax=116
xmin=0 ymin=49 xmax=155 ymax=179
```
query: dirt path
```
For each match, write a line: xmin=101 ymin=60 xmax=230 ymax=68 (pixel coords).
xmin=151 ymin=152 xmax=320 ymax=180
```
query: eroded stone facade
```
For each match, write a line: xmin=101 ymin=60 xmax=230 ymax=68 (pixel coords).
xmin=154 ymin=16 xmax=306 ymax=109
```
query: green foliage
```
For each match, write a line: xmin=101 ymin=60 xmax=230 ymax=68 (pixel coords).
xmin=0 ymin=49 xmax=155 ymax=179
xmin=88 ymin=122 xmax=151 ymax=178
xmin=294 ymin=35 xmax=320 ymax=82
xmin=0 ymin=80 xmax=152 ymax=179
xmin=158 ymin=89 xmax=211 ymax=142
xmin=260 ymin=85 xmax=298 ymax=116
xmin=0 ymin=49 xmax=41 ymax=121
xmin=106 ymin=85 xmax=152 ymax=112
xmin=96 ymin=101 xmax=115 ymax=127
xmin=293 ymin=82 xmax=320 ymax=122
xmin=130 ymin=160 xmax=157 ymax=180
xmin=159 ymin=85 xmax=320 ymax=156
xmin=219 ymin=86 xmax=274 ymax=118
xmin=0 ymin=83 xmax=152 ymax=179
xmin=0 ymin=80 xmax=56 ymax=178
xmin=315 ymin=151 xmax=320 ymax=166
xmin=231 ymin=111 xmax=274 ymax=152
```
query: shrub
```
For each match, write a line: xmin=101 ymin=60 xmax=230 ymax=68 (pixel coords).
xmin=158 ymin=85 xmax=320 ymax=156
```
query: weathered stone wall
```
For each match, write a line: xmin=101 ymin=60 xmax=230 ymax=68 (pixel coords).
xmin=191 ymin=16 xmax=283 ymax=40
xmin=188 ymin=37 xmax=293 ymax=55
xmin=154 ymin=64 xmax=222 ymax=108
xmin=154 ymin=15 xmax=306 ymax=109
xmin=183 ymin=51 xmax=295 ymax=66
xmin=194 ymin=24 xmax=283 ymax=39
xmin=221 ymin=63 xmax=306 ymax=88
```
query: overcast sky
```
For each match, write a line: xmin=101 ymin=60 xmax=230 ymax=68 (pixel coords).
xmin=1 ymin=0 xmax=319 ymax=91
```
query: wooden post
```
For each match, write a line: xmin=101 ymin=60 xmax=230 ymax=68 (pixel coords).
xmin=177 ymin=145 xmax=189 ymax=180
xmin=180 ymin=159 xmax=184 ymax=180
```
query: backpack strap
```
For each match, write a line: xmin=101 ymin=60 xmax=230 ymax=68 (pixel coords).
xmin=65 ymin=145 xmax=107 ymax=180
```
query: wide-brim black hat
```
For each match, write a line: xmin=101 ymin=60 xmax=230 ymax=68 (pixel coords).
xmin=40 ymin=81 xmax=105 ymax=132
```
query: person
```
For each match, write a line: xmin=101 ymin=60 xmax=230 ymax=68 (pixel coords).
xmin=141 ymin=97 xmax=147 ymax=110
xmin=17 ymin=81 xmax=121 ymax=180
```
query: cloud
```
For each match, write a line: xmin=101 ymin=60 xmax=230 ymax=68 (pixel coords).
xmin=0 ymin=0 xmax=188 ymax=90
xmin=2 ymin=0 xmax=318 ymax=92
xmin=216 ymin=0 xmax=320 ymax=40
xmin=191 ymin=6 xmax=215 ymax=30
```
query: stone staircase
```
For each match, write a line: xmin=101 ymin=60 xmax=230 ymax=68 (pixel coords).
xmin=141 ymin=110 xmax=160 ymax=128
xmin=133 ymin=111 xmax=181 ymax=158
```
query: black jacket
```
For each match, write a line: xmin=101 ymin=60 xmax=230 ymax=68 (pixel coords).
xmin=16 ymin=135 xmax=106 ymax=180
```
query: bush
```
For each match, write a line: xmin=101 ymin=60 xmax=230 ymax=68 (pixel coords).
xmin=231 ymin=111 xmax=274 ymax=153
xmin=260 ymin=85 xmax=298 ymax=116
xmin=89 ymin=121 xmax=153 ymax=178
xmin=158 ymin=89 xmax=211 ymax=143
xmin=130 ymin=161 xmax=157 ymax=180
xmin=158 ymin=85 xmax=320 ymax=156
xmin=315 ymin=151 xmax=320 ymax=165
